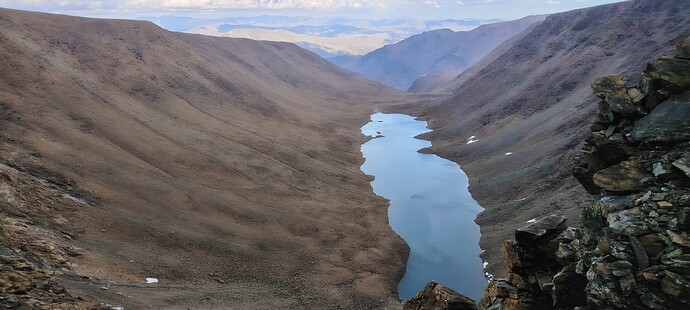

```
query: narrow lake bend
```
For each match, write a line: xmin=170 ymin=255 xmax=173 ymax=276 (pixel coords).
xmin=360 ymin=113 xmax=486 ymax=301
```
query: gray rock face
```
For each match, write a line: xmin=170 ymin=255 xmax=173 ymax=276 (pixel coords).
xmin=630 ymin=93 xmax=690 ymax=143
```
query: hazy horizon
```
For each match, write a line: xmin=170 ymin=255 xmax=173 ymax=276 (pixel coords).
xmin=0 ymin=0 xmax=627 ymax=21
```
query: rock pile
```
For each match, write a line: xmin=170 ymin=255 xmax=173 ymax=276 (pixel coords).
xmin=406 ymin=38 xmax=690 ymax=309
xmin=568 ymin=37 xmax=690 ymax=310
xmin=484 ymin=37 xmax=690 ymax=310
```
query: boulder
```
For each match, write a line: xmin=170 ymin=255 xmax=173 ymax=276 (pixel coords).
xmin=403 ymin=282 xmax=479 ymax=310
xmin=630 ymin=93 xmax=690 ymax=143
xmin=592 ymin=75 xmax=641 ymax=115
xmin=593 ymin=158 xmax=650 ymax=192
xmin=640 ymin=58 xmax=690 ymax=109
xmin=515 ymin=215 xmax=567 ymax=247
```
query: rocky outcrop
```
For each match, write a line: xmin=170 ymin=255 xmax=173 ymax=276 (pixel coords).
xmin=0 ymin=162 xmax=101 ymax=309
xmin=486 ymin=37 xmax=690 ymax=310
xmin=406 ymin=37 xmax=690 ymax=310
xmin=403 ymin=282 xmax=480 ymax=310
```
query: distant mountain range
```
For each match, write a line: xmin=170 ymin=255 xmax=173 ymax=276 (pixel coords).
xmin=329 ymin=15 xmax=546 ymax=89
xmin=140 ymin=15 xmax=503 ymax=57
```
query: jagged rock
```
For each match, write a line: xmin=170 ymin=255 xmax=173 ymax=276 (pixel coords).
xmin=607 ymin=207 xmax=648 ymax=236
xmin=641 ymin=58 xmax=690 ymax=94
xmin=591 ymin=101 xmax=617 ymax=131
xmin=474 ymin=44 xmax=690 ymax=310
xmin=514 ymin=215 xmax=567 ymax=247
xmin=502 ymin=240 xmax=536 ymax=272
xmin=552 ymin=264 xmax=587 ymax=308
xmin=479 ymin=279 xmax=533 ymax=310
xmin=677 ymin=37 xmax=690 ymax=60
xmin=630 ymin=93 xmax=690 ymax=143
xmin=653 ymin=162 xmax=671 ymax=177
xmin=593 ymin=158 xmax=649 ymax=192
xmin=403 ymin=281 xmax=479 ymax=310
xmin=667 ymin=230 xmax=690 ymax=248
xmin=672 ymin=157 xmax=690 ymax=179
xmin=660 ymin=271 xmax=688 ymax=297
xmin=629 ymin=234 xmax=649 ymax=269
xmin=592 ymin=75 xmax=641 ymax=115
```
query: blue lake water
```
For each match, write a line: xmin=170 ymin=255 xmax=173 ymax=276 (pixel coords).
xmin=360 ymin=113 xmax=486 ymax=301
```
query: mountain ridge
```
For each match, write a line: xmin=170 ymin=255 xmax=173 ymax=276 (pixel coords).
xmin=332 ymin=15 xmax=546 ymax=89
xmin=0 ymin=7 xmax=413 ymax=308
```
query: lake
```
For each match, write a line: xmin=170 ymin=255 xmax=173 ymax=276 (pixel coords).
xmin=360 ymin=113 xmax=486 ymax=301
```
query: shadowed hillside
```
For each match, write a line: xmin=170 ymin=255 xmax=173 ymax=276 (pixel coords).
xmin=0 ymin=8 xmax=413 ymax=309
xmin=333 ymin=16 xmax=545 ymax=89
xmin=410 ymin=0 xmax=690 ymax=277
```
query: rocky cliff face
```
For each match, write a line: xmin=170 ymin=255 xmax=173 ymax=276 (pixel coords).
xmin=406 ymin=38 xmax=690 ymax=310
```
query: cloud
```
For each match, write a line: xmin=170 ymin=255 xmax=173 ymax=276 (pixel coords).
xmin=1 ymin=0 xmax=388 ymax=10
xmin=423 ymin=0 xmax=440 ymax=8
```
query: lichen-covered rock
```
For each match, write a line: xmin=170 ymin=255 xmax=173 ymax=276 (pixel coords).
xmin=403 ymin=282 xmax=479 ymax=310
xmin=593 ymin=158 xmax=650 ymax=192
xmin=592 ymin=75 xmax=642 ymax=115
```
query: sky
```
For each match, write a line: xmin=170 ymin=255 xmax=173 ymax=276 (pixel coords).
xmin=0 ymin=0 xmax=627 ymax=20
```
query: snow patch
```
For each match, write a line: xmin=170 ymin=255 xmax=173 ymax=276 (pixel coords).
xmin=146 ymin=277 xmax=158 ymax=284
xmin=527 ymin=218 xmax=537 ymax=223
xmin=505 ymin=152 xmax=513 ymax=156
xmin=483 ymin=261 xmax=489 ymax=268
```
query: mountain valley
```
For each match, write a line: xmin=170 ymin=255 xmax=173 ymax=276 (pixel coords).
xmin=1 ymin=0 xmax=690 ymax=309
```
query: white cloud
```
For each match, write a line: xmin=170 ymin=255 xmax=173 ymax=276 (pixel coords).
xmin=424 ymin=0 xmax=440 ymax=8
xmin=1 ymin=0 xmax=388 ymax=10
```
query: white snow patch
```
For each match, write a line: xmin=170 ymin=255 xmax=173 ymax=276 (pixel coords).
xmin=483 ymin=261 xmax=489 ymax=268
xmin=145 ymin=277 xmax=158 ymax=284
xmin=466 ymin=135 xmax=478 ymax=144
xmin=527 ymin=218 xmax=537 ymax=223
xmin=505 ymin=152 xmax=513 ymax=156
xmin=518 ymin=198 xmax=527 ymax=201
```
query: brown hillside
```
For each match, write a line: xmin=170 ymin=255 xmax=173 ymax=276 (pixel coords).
xmin=415 ymin=0 xmax=690 ymax=277
xmin=0 ymin=8 xmax=412 ymax=309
